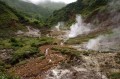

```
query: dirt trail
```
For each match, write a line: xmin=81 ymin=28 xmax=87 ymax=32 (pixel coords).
xmin=9 ymin=45 xmax=66 ymax=79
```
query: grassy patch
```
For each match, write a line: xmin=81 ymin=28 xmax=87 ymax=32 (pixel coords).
xmin=0 ymin=36 xmax=54 ymax=78
xmin=52 ymin=47 xmax=80 ymax=57
xmin=0 ymin=37 xmax=54 ymax=64
xmin=52 ymin=46 xmax=94 ymax=57
xmin=0 ymin=72 xmax=19 ymax=79
xmin=10 ymin=45 xmax=38 ymax=64
xmin=109 ymin=72 xmax=120 ymax=79
xmin=52 ymin=46 xmax=95 ymax=67
xmin=66 ymin=29 xmax=112 ymax=45
xmin=37 ymin=37 xmax=54 ymax=46
xmin=0 ymin=60 xmax=18 ymax=79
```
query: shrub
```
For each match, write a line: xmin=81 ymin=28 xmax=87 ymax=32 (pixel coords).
xmin=52 ymin=47 xmax=80 ymax=57
xmin=38 ymin=37 xmax=54 ymax=46
xmin=0 ymin=72 xmax=19 ymax=79
xmin=0 ymin=60 xmax=5 ymax=72
xmin=10 ymin=38 xmax=17 ymax=43
xmin=10 ymin=45 xmax=38 ymax=64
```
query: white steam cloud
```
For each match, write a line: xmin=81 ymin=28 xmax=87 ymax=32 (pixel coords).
xmin=22 ymin=0 xmax=48 ymax=4
xmin=86 ymin=27 xmax=120 ymax=51
xmin=68 ymin=15 xmax=91 ymax=38
xmin=86 ymin=35 xmax=104 ymax=51
xmin=22 ymin=0 xmax=76 ymax=4
xmin=108 ymin=0 xmax=120 ymax=12
xmin=55 ymin=22 xmax=64 ymax=31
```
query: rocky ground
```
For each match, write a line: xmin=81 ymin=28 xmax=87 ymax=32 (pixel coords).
xmin=8 ymin=43 xmax=120 ymax=79
xmin=45 ymin=52 xmax=120 ymax=79
xmin=8 ymin=45 xmax=66 ymax=79
xmin=0 ymin=49 xmax=13 ymax=61
xmin=7 ymin=27 xmax=120 ymax=79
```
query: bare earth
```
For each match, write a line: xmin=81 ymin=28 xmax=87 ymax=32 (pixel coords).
xmin=9 ymin=45 xmax=66 ymax=79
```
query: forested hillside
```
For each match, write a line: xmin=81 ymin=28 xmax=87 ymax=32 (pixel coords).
xmin=0 ymin=0 xmax=51 ymax=19
xmin=38 ymin=1 xmax=66 ymax=12
xmin=0 ymin=0 xmax=120 ymax=79
xmin=48 ymin=0 xmax=119 ymax=26
xmin=0 ymin=1 xmax=27 ymax=37
xmin=1 ymin=0 xmax=66 ymax=20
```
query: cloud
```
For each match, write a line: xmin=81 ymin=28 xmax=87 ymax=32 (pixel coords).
xmin=22 ymin=0 xmax=76 ymax=4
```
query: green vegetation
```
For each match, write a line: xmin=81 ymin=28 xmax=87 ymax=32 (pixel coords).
xmin=66 ymin=29 xmax=112 ymax=45
xmin=0 ymin=0 xmax=55 ymax=67
xmin=52 ymin=47 xmax=80 ymax=56
xmin=0 ymin=7 xmax=17 ymax=26
xmin=1 ymin=0 xmax=50 ymax=19
xmin=109 ymin=72 xmax=120 ymax=79
xmin=47 ymin=0 xmax=111 ymax=26
xmin=0 ymin=37 xmax=54 ymax=64
xmin=1 ymin=0 xmax=65 ymax=20
xmin=0 ymin=0 xmax=30 ymax=25
xmin=0 ymin=36 xmax=54 ymax=78
xmin=52 ymin=46 xmax=94 ymax=57
xmin=0 ymin=1 xmax=18 ymax=26
xmin=0 ymin=0 xmax=119 ymax=78
xmin=0 ymin=0 xmax=67 ymax=28
xmin=52 ymin=46 xmax=96 ymax=68
xmin=0 ymin=72 xmax=19 ymax=79
xmin=0 ymin=1 xmax=28 ymax=37
xmin=0 ymin=1 xmax=46 ymax=37
xmin=38 ymin=1 xmax=66 ymax=12
xmin=0 ymin=60 xmax=19 ymax=79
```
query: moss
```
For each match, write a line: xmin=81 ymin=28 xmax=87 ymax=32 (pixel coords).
xmin=109 ymin=72 xmax=120 ymax=79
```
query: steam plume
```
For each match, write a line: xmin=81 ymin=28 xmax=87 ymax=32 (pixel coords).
xmin=86 ymin=27 xmax=120 ymax=51
xmin=55 ymin=22 xmax=64 ymax=31
xmin=108 ymin=0 xmax=120 ymax=12
xmin=68 ymin=15 xmax=91 ymax=38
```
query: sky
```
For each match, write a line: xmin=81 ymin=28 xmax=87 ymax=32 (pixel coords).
xmin=27 ymin=0 xmax=77 ymax=4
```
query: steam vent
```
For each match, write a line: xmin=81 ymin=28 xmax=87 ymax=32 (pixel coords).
xmin=0 ymin=0 xmax=120 ymax=79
